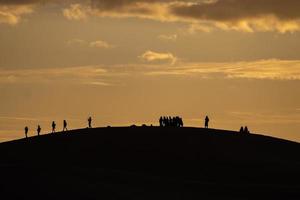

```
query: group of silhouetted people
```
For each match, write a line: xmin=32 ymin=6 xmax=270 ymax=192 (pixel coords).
xmin=159 ymin=116 xmax=183 ymax=127
xmin=23 ymin=114 xmax=252 ymax=139
xmin=240 ymin=126 xmax=250 ymax=134
xmin=25 ymin=125 xmax=41 ymax=138
xmin=24 ymin=117 xmax=93 ymax=138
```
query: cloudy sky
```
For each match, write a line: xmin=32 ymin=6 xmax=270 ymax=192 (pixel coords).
xmin=0 ymin=0 xmax=300 ymax=142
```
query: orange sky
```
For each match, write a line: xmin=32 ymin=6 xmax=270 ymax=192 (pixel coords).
xmin=0 ymin=0 xmax=300 ymax=142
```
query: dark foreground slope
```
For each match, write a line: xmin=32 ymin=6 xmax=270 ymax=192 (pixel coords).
xmin=1 ymin=127 xmax=300 ymax=200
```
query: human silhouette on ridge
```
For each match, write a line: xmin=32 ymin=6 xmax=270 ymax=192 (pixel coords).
xmin=240 ymin=126 xmax=244 ymax=133
xmin=52 ymin=121 xmax=56 ymax=133
xmin=244 ymin=126 xmax=249 ymax=134
xmin=159 ymin=117 xmax=163 ymax=127
xmin=205 ymin=116 xmax=209 ymax=128
xmin=88 ymin=117 xmax=92 ymax=128
xmin=37 ymin=125 xmax=41 ymax=136
xmin=24 ymin=126 xmax=28 ymax=138
xmin=63 ymin=120 xmax=68 ymax=132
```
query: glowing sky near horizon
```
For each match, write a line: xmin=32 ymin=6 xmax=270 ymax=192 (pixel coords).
xmin=0 ymin=0 xmax=300 ymax=142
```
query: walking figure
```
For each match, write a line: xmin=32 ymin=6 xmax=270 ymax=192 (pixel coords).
xmin=205 ymin=116 xmax=209 ymax=128
xmin=52 ymin=121 xmax=56 ymax=133
xmin=63 ymin=120 xmax=68 ymax=132
xmin=88 ymin=117 xmax=92 ymax=128
xmin=24 ymin=126 xmax=29 ymax=138
xmin=37 ymin=125 xmax=41 ymax=136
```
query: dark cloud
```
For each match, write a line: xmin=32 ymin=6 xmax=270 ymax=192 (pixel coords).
xmin=90 ymin=0 xmax=175 ymax=10
xmin=172 ymin=0 xmax=300 ymax=21
xmin=0 ymin=0 xmax=78 ymax=5
xmin=2 ymin=0 xmax=300 ymax=31
xmin=84 ymin=0 xmax=300 ymax=32
xmin=88 ymin=0 xmax=300 ymax=21
xmin=2 ymin=0 xmax=300 ymax=21
xmin=0 ymin=0 xmax=43 ymax=5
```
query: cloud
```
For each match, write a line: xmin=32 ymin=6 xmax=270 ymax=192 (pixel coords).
xmin=0 ymin=5 xmax=33 ymax=25
xmin=0 ymin=1 xmax=87 ymax=25
xmin=228 ymin=111 xmax=300 ymax=124
xmin=144 ymin=59 xmax=300 ymax=80
xmin=2 ymin=0 xmax=300 ymax=32
xmin=172 ymin=0 xmax=300 ymax=22
xmin=158 ymin=34 xmax=177 ymax=41
xmin=0 ymin=66 xmax=115 ymax=86
xmin=61 ymin=0 xmax=300 ymax=33
xmin=63 ymin=3 xmax=89 ymax=20
xmin=1 ymin=59 xmax=300 ymax=89
xmin=89 ymin=40 xmax=114 ymax=48
xmin=140 ymin=50 xmax=177 ymax=64
xmin=66 ymin=38 xmax=114 ymax=49
xmin=71 ymin=1 xmax=190 ymax=23
xmin=0 ymin=0 xmax=67 ymax=25
xmin=66 ymin=38 xmax=87 ymax=46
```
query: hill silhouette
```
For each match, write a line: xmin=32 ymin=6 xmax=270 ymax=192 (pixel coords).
xmin=1 ymin=127 xmax=300 ymax=199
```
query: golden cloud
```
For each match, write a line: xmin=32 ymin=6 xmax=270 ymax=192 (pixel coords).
xmin=62 ymin=0 xmax=300 ymax=33
xmin=1 ymin=60 xmax=300 ymax=88
xmin=140 ymin=50 xmax=177 ymax=64
xmin=0 ymin=66 xmax=113 ymax=86
xmin=158 ymin=34 xmax=177 ymax=41
xmin=0 ymin=5 xmax=33 ymax=25
xmin=66 ymin=38 xmax=114 ymax=49
xmin=1 ymin=0 xmax=300 ymax=32
xmin=89 ymin=40 xmax=114 ymax=48
xmin=63 ymin=3 xmax=89 ymax=20
xmin=144 ymin=59 xmax=300 ymax=80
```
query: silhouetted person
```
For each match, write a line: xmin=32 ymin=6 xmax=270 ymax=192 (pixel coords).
xmin=175 ymin=116 xmax=180 ymax=127
xmin=159 ymin=117 xmax=163 ymax=127
xmin=63 ymin=120 xmax=68 ymax=131
xmin=244 ymin=126 xmax=249 ymax=134
xmin=179 ymin=117 xmax=183 ymax=127
xmin=88 ymin=117 xmax=92 ymax=128
xmin=52 ymin=121 xmax=56 ymax=133
xmin=205 ymin=116 xmax=209 ymax=128
xmin=24 ymin=126 xmax=28 ymax=138
xmin=37 ymin=125 xmax=41 ymax=136
xmin=169 ymin=116 xmax=172 ymax=127
xmin=240 ymin=126 xmax=244 ymax=133
xmin=163 ymin=116 xmax=168 ymax=127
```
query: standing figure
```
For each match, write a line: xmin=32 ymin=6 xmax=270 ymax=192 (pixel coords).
xmin=88 ymin=117 xmax=92 ymax=128
xmin=52 ymin=121 xmax=56 ymax=133
xmin=240 ymin=126 xmax=244 ymax=133
xmin=169 ymin=116 xmax=172 ymax=127
xmin=159 ymin=117 xmax=163 ymax=127
xmin=179 ymin=117 xmax=183 ymax=127
xmin=205 ymin=116 xmax=209 ymax=128
xmin=24 ymin=126 xmax=29 ymax=138
xmin=163 ymin=116 xmax=168 ymax=127
xmin=244 ymin=126 xmax=249 ymax=134
xmin=63 ymin=120 xmax=68 ymax=132
xmin=37 ymin=125 xmax=41 ymax=136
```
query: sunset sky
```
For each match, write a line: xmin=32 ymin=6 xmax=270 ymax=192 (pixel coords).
xmin=0 ymin=0 xmax=300 ymax=142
